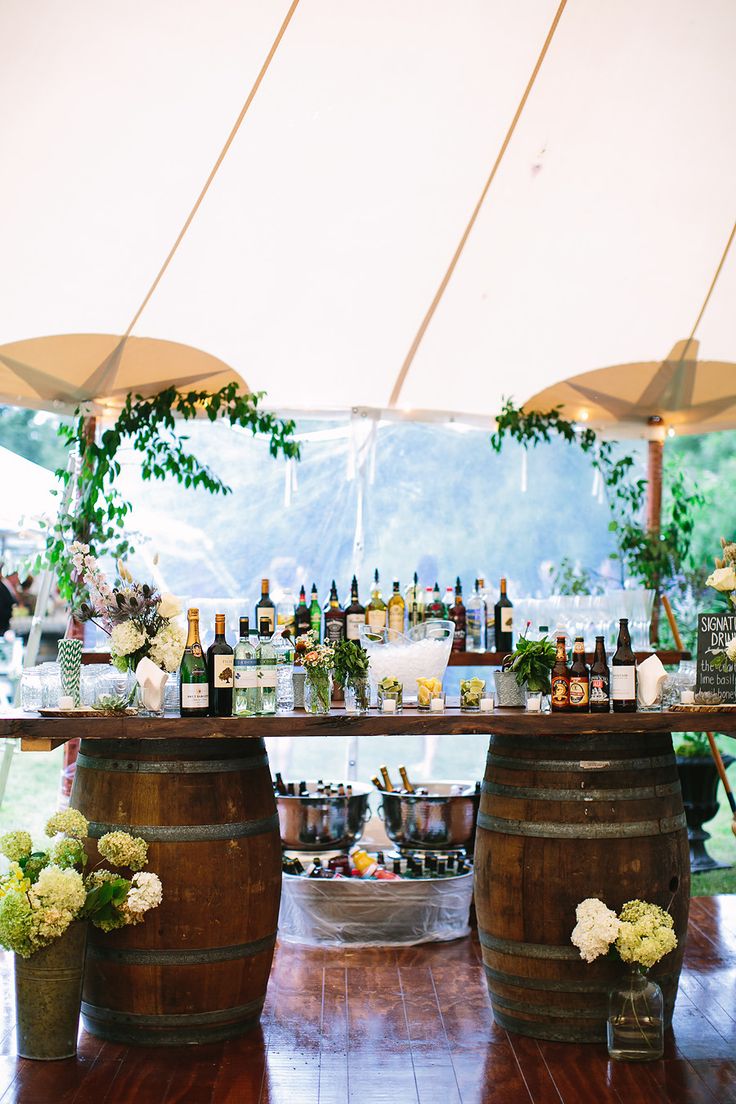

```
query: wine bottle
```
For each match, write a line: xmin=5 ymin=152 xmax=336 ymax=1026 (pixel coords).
xmin=256 ymin=618 xmax=277 ymax=715
xmin=207 ymin=613 xmax=234 ymax=717
xmin=550 ymin=634 xmax=570 ymax=712
xmin=324 ymin=580 xmax=346 ymax=643
xmin=612 ymin=618 xmax=637 ymax=713
xmin=568 ymin=636 xmax=589 ymax=711
xmin=233 ymin=616 xmax=258 ymax=716
xmin=387 ymin=579 xmax=405 ymax=633
xmin=589 ymin=636 xmax=610 ymax=713
xmin=308 ymin=583 xmax=322 ymax=641
xmin=255 ymin=578 xmax=276 ymax=636
xmin=366 ymin=569 xmax=388 ymax=630
xmin=294 ymin=586 xmax=311 ymax=637
xmin=345 ymin=576 xmax=366 ymax=641
xmin=180 ymin=608 xmax=209 ymax=717
xmin=494 ymin=577 xmax=513 ymax=653
xmin=449 ymin=577 xmax=466 ymax=653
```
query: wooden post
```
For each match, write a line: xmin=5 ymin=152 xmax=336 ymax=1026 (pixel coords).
xmin=647 ymin=423 xmax=665 ymax=645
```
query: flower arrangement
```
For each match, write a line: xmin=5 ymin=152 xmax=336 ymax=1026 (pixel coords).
xmin=297 ymin=632 xmax=335 ymax=713
xmin=71 ymin=541 xmax=185 ymax=673
xmin=333 ymin=640 xmax=371 ymax=711
xmin=0 ymin=809 xmax=163 ymax=957
xmin=504 ymin=633 xmax=556 ymax=693
xmin=571 ymin=897 xmax=677 ymax=969
xmin=705 ymin=536 xmax=736 ymax=672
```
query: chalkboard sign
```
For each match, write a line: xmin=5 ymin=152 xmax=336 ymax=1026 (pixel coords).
xmin=696 ymin=611 xmax=736 ymax=702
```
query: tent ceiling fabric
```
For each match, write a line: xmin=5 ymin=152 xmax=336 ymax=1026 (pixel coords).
xmin=1 ymin=0 xmax=734 ymax=421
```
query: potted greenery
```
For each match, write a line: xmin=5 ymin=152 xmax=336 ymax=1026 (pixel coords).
xmin=495 ymin=635 xmax=556 ymax=708
xmin=333 ymin=640 xmax=371 ymax=714
xmin=675 ymin=733 xmax=734 ymax=872
xmin=0 ymin=809 xmax=162 ymax=1060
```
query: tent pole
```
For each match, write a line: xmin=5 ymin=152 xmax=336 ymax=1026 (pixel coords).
xmin=646 ymin=423 xmax=664 ymax=646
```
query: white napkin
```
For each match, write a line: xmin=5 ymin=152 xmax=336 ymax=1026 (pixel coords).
xmin=135 ymin=657 xmax=169 ymax=711
xmin=637 ymin=654 xmax=667 ymax=708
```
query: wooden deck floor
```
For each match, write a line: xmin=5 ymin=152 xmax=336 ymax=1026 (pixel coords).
xmin=0 ymin=896 xmax=734 ymax=1103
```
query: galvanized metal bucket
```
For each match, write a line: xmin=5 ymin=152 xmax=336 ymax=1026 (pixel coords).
xmin=494 ymin=669 xmax=527 ymax=708
xmin=15 ymin=921 xmax=88 ymax=1060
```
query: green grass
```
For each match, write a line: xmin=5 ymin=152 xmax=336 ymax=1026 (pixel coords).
xmin=1 ymin=741 xmax=734 ymax=896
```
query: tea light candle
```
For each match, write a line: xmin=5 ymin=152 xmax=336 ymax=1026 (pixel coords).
xmin=526 ymin=695 xmax=542 ymax=713
xmin=680 ymin=689 xmax=695 ymax=705
xmin=58 ymin=695 xmax=75 ymax=711
xmin=480 ymin=697 xmax=494 ymax=712
xmin=382 ymin=698 xmax=397 ymax=713
xmin=430 ymin=696 xmax=444 ymax=713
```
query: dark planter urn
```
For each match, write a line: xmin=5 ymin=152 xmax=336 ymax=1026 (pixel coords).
xmin=676 ymin=754 xmax=734 ymax=873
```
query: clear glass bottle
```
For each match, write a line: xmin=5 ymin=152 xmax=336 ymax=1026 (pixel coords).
xmin=466 ymin=578 xmax=486 ymax=652
xmin=607 ymin=968 xmax=664 ymax=1061
xmin=233 ymin=616 xmax=258 ymax=716
xmin=256 ymin=618 xmax=277 ymax=715
xmin=276 ymin=587 xmax=296 ymax=640
xmin=273 ymin=630 xmax=295 ymax=712
xmin=405 ymin=572 xmax=425 ymax=629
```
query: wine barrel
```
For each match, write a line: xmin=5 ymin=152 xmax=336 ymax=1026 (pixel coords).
xmin=71 ymin=737 xmax=281 ymax=1046
xmin=474 ymin=728 xmax=690 ymax=1043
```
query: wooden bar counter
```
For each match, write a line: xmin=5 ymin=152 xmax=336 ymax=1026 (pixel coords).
xmin=1 ymin=707 xmax=735 ymax=1047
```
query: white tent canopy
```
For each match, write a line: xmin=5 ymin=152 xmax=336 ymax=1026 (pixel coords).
xmin=1 ymin=0 xmax=734 ymax=421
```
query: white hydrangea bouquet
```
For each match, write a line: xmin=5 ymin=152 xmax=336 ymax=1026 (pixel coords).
xmin=70 ymin=541 xmax=185 ymax=676
xmin=571 ymin=897 xmax=677 ymax=969
xmin=705 ymin=535 xmax=736 ymax=670
xmin=0 ymin=809 xmax=162 ymax=958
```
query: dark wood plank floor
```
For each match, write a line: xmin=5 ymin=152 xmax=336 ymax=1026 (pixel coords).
xmin=1 ymin=896 xmax=734 ymax=1104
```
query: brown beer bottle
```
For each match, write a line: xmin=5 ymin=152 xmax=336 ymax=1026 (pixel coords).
xmin=550 ymin=635 xmax=570 ymax=712
xmin=569 ymin=636 xmax=589 ymax=710
xmin=611 ymin=618 xmax=637 ymax=713
xmin=589 ymin=636 xmax=610 ymax=713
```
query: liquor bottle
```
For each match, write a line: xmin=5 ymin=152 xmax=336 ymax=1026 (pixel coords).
xmin=568 ymin=636 xmax=590 ymax=711
xmin=180 ymin=608 xmax=209 ymax=717
xmin=207 ymin=613 xmax=234 ymax=717
xmin=324 ymin=580 xmax=346 ymax=643
xmin=443 ymin=585 xmax=454 ymax=617
xmin=466 ymin=578 xmax=486 ymax=652
xmin=405 ymin=572 xmax=425 ymax=629
xmin=387 ymin=579 xmax=405 ymax=633
xmin=233 ymin=616 xmax=258 ymax=716
xmin=426 ymin=582 xmax=445 ymax=619
xmin=494 ymin=577 xmax=513 ymax=653
xmin=366 ymin=569 xmax=388 ymax=630
xmin=274 ymin=772 xmax=287 ymax=795
xmin=449 ymin=577 xmax=466 ymax=653
xmin=308 ymin=583 xmax=322 ymax=641
xmin=255 ymin=578 xmax=276 ymax=636
xmin=256 ymin=618 xmax=277 ymax=715
xmin=589 ymin=636 xmax=610 ymax=713
xmin=344 ymin=576 xmax=365 ymax=641
xmin=276 ymin=586 xmax=296 ymax=640
xmin=481 ymin=578 xmax=494 ymax=649
xmin=398 ymin=765 xmax=415 ymax=793
xmin=550 ymin=634 xmax=570 ymax=712
xmin=294 ymin=586 xmax=311 ymax=637
xmin=611 ymin=618 xmax=637 ymax=713
xmin=379 ymin=765 xmax=395 ymax=791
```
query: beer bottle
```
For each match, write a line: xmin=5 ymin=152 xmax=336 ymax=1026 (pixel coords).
xmin=569 ymin=637 xmax=590 ymax=710
xmin=550 ymin=635 xmax=570 ymax=712
xmin=589 ymin=636 xmax=610 ymax=713
xmin=612 ymin=618 xmax=637 ymax=712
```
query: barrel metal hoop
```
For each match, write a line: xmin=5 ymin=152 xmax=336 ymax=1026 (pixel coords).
xmin=478 ymin=929 xmax=581 ymax=960
xmin=488 ymin=733 xmax=664 ymax=753
xmin=481 ymin=779 xmax=682 ymax=802
xmin=488 ymin=990 xmax=606 ymax=1019
xmin=486 ymin=752 xmax=675 ymax=773
xmin=477 ymin=810 xmax=687 ymax=838
xmin=79 ymin=738 xmax=266 ymax=758
xmin=490 ymin=1008 xmax=602 ymax=1043
xmin=86 ymin=931 xmax=277 ymax=966
xmin=483 ymin=963 xmax=607 ymax=994
xmin=86 ymin=813 xmax=280 ymax=843
xmin=81 ymin=996 xmax=264 ymax=1028
xmin=76 ymin=752 xmax=269 ymax=774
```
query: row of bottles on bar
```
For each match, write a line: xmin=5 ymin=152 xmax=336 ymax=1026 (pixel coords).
xmin=284 ymin=849 xmax=472 ymax=880
xmin=180 ymin=608 xmax=281 ymax=718
xmin=273 ymin=775 xmax=354 ymax=798
xmin=550 ymin=618 xmax=637 ymax=713
xmin=370 ymin=765 xmax=478 ymax=798
xmin=286 ymin=572 xmax=514 ymax=652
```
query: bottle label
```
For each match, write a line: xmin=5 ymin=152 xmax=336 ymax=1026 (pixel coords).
xmin=234 ymin=659 xmax=257 ymax=688
xmin=325 ymin=621 xmax=345 ymax=643
xmin=569 ymin=677 xmax=589 ymax=707
xmin=346 ymin=613 xmax=364 ymax=641
xmin=590 ymin=675 xmax=609 ymax=703
xmin=257 ymin=610 xmax=275 ymax=633
xmin=611 ymin=667 xmax=636 ymax=699
xmin=191 ymin=642 xmax=203 ymax=657
xmin=213 ymin=654 xmax=234 ymax=688
xmin=367 ymin=609 xmax=387 ymax=630
xmin=257 ymin=667 xmax=277 ymax=689
xmin=501 ymin=609 xmax=513 ymax=633
xmin=551 ymin=675 xmax=569 ymax=708
xmin=388 ymin=609 xmax=404 ymax=632
xmin=181 ymin=684 xmax=208 ymax=708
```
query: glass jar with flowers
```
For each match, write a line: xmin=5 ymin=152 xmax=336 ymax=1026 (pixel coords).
xmin=333 ymin=640 xmax=371 ymax=714
xmin=299 ymin=633 xmax=335 ymax=714
xmin=70 ymin=542 xmax=185 ymax=714
xmin=571 ymin=897 xmax=678 ymax=1061
xmin=0 ymin=809 xmax=162 ymax=1060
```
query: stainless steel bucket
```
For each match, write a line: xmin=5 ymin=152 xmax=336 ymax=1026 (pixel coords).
xmin=277 ymin=784 xmax=371 ymax=851
xmin=378 ymin=781 xmax=479 ymax=851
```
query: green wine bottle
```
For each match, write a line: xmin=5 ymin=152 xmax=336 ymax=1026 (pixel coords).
xmin=180 ymin=608 xmax=209 ymax=716
xmin=309 ymin=583 xmax=322 ymax=642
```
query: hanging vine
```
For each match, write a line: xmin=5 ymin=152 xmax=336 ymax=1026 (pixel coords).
xmin=36 ymin=383 xmax=300 ymax=602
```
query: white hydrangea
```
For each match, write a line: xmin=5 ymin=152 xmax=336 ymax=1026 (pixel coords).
xmin=148 ymin=622 xmax=186 ymax=673
xmin=571 ymin=898 xmax=621 ymax=963
xmin=32 ymin=866 xmax=86 ymax=915
xmin=110 ymin=621 xmax=146 ymax=659
xmin=126 ymin=872 xmax=163 ymax=915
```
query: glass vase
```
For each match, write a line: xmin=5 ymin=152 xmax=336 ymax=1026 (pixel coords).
xmin=304 ymin=671 xmax=333 ymax=714
xmin=607 ymin=967 xmax=664 ymax=1061
xmin=344 ymin=677 xmax=370 ymax=714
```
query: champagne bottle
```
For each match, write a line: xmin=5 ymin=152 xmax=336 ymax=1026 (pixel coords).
xmin=568 ymin=636 xmax=590 ymax=711
xmin=589 ymin=636 xmax=610 ymax=713
xmin=612 ymin=618 xmax=637 ymax=713
xmin=207 ymin=613 xmax=234 ymax=717
xmin=387 ymin=579 xmax=405 ymax=633
xmin=379 ymin=765 xmax=395 ymax=791
xmin=233 ymin=616 xmax=258 ymax=716
xmin=398 ymin=765 xmax=415 ymax=793
xmin=255 ymin=578 xmax=276 ymax=636
xmin=256 ymin=618 xmax=277 ymax=715
xmin=180 ymin=608 xmax=209 ymax=717
xmin=494 ymin=578 xmax=513 ymax=653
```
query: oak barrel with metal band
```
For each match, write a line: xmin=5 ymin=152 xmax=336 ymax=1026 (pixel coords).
xmin=474 ymin=729 xmax=690 ymax=1043
xmin=71 ymin=737 xmax=281 ymax=1045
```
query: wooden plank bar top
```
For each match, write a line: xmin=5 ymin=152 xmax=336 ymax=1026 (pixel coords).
xmin=1 ymin=707 xmax=735 ymax=744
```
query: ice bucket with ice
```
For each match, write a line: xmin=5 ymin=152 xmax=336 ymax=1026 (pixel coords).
xmin=359 ymin=620 xmax=455 ymax=703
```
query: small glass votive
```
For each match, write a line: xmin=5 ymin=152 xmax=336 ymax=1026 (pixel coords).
xmin=526 ymin=692 xmax=543 ymax=713
xmin=480 ymin=696 xmax=494 ymax=712
xmin=416 ymin=677 xmax=443 ymax=710
xmin=460 ymin=678 xmax=486 ymax=712
xmin=429 ymin=693 xmax=446 ymax=714
xmin=680 ymin=690 xmax=695 ymax=705
xmin=378 ymin=679 xmax=403 ymax=713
